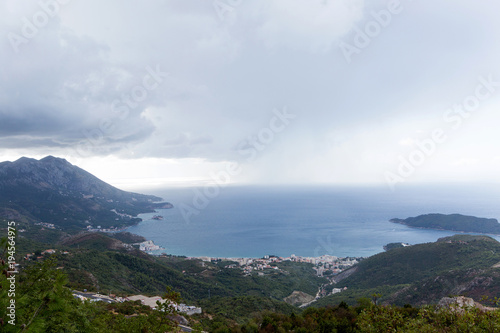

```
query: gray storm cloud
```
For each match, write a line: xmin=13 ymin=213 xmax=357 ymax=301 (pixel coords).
xmin=1 ymin=0 xmax=500 ymax=184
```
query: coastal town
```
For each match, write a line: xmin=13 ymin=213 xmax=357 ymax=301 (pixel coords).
xmin=183 ymin=253 xmax=363 ymax=303
xmin=188 ymin=253 xmax=362 ymax=278
xmin=20 ymin=235 xmax=361 ymax=315
xmin=123 ymin=237 xmax=363 ymax=303
xmin=137 ymin=239 xmax=164 ymax=252
xmin=86 ymin=224 xmax=128 ymax=233
xmin=21 ymin=244 xmax=360 ymax=314
xmin=130 ymin=239 xmax=362 ymax=281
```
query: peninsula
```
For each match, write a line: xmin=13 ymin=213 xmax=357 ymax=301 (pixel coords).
xmin=390 ymin=213 xmax=500 ymax=235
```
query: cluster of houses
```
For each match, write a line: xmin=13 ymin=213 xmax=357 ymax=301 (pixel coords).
xmin=85 ymin=224 xmax=126 ymax=232
xmin=191 ymin=254 xmax=362 ymax=277
xmin=24 ymin=249 xmax=70 ymax=261
xmin=317 ymin=286 xmax=348 ymax=299
xmin=34 ymin=222 xmax=56 ymax=229
xmin=135 ymin=240 xmax=164 ymax=252
xmin=127 ymin=295 xmax=202 ymax=315
xmin=310 ymin=255 xmax=361 ymax=277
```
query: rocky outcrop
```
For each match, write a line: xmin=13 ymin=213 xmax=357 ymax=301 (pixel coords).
xmin=283 ymin=291 xmax=315 ymax=306
xmin=331 ymin=266 xmax=358 ymax=284
xmin=438 ymin=296 xmax=496 ymax=312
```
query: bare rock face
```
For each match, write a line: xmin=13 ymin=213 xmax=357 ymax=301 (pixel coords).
xmin=438 ymin=296 xmax=496 ymax=312
xmin=438 ymin=296 xmax=475 ymax=309
xmin=283 ymin=291 xmax=315 ymax=306
xmin=167 ymin=314 xmax=189 ymax=326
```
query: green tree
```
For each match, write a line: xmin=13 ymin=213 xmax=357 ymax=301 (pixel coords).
xmin=16 ymin=257 xmax=92 ymax=332
xmin=0 ymin=233 xmax=92 ymax=332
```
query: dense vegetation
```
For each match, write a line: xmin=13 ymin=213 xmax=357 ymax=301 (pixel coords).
xmin=61 ymin=248 xmax=326 ymax=302
xmin=1 ymin=225 xmax=325 ymax=302
xmin=383 ymin=242 xmax=409 ymax=251
xmin=220 ymin=301 xmax=500 ymax=333
xmin=315 ymin=235 xmax=500 ymax=307
xmin=0 ymin=255 xmax=182 ymax=332
xmin=338 ymin=235 xmax=500 ymax=289
xmin=4 ymin=159 xmax=500 ymax=330
xmin=3 ymin=255 xmax=500 ymax=333
xmin=196 ymin=296 xmax=300 ymax=326
xmin=391 ymin=213 xmax=500 ymax=234
xmin=3 ymin=226 xmax=500 ymax=331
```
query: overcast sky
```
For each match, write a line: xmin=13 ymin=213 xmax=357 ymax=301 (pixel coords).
xmin=1 ymin=0 xmax=500 ymax=189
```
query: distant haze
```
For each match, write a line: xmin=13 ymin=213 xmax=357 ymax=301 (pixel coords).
xmin=1 ymin=1 xmax=500 ymax=188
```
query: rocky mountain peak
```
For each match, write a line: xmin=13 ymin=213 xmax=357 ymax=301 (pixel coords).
xmin=0 ymin=156 xmax=167 ymax=230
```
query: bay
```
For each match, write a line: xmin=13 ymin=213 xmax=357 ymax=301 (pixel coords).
xmin=125 ymin=184 xmax=500 ymax=258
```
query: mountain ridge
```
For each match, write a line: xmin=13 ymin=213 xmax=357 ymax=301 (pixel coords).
xmin=0 ymin=156 xmax=159 ymax=200
xmin=0 ymin=156 xmax=171 ymax=231
xmin=312 ymin=234 xmax=500 ymax=307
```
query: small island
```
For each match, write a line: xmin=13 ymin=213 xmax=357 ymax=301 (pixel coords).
xmin=390 ymin=213 xmax=500 ymax=235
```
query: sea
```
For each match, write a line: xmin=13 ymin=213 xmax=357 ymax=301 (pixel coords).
xmin=125 ymin=184 xmax=500 ymax=259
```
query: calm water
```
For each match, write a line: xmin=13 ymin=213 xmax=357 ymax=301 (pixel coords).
xmin=125 ymin=184 xmax=500 ymax=258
